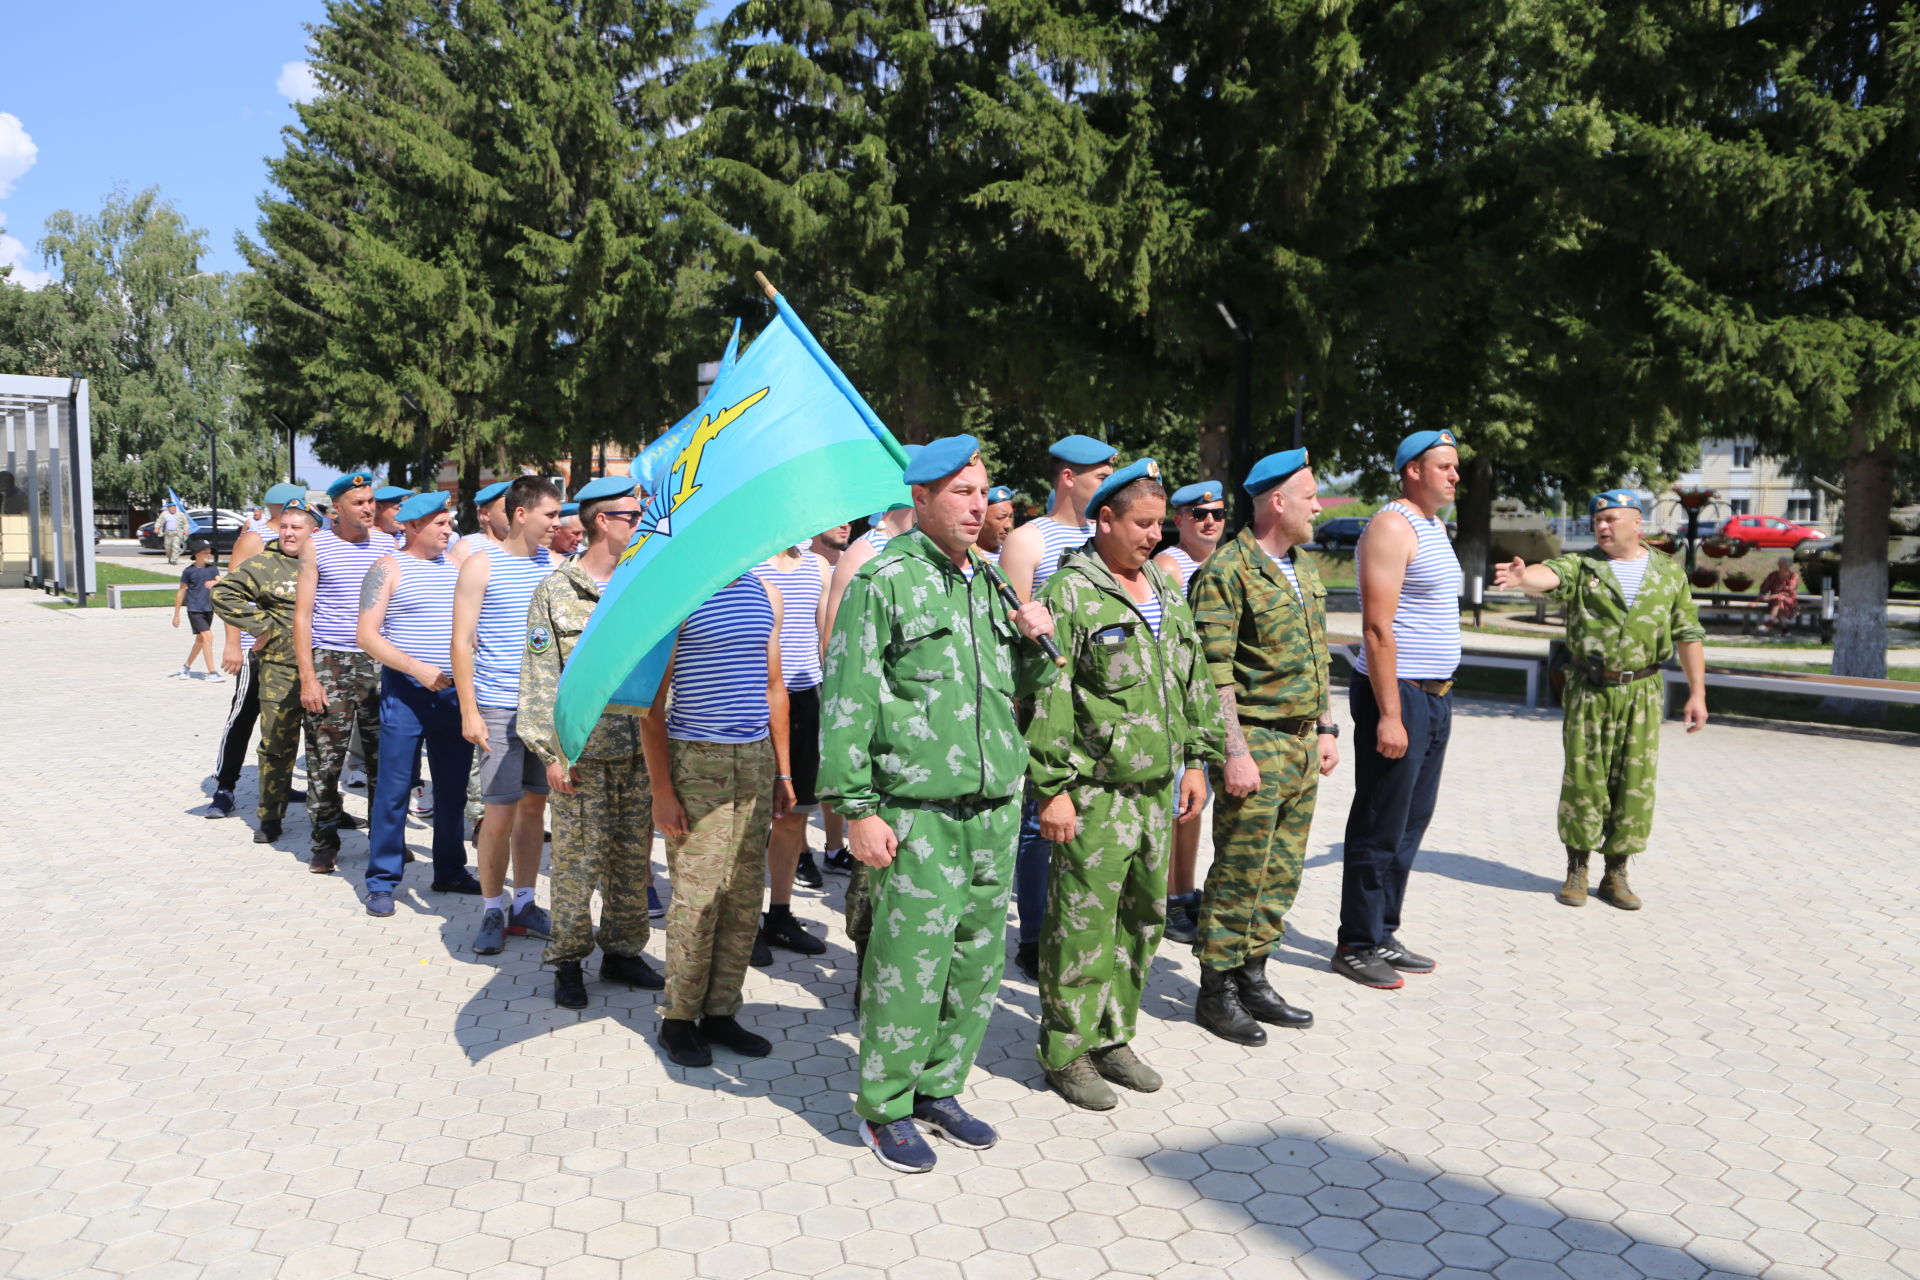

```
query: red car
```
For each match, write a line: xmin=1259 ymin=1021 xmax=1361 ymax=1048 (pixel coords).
xmin=1721 ymin=514 xmax=1825 ymax=550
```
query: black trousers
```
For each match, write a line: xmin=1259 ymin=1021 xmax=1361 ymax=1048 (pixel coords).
xmin=213 ymin=653 xmax=262 ymax=792
xmin=1339 ymin=676 xmax=1453 ymax=950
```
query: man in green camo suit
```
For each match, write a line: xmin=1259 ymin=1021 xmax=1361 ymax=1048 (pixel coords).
xmin=1187 ymin=448 xmax=1339 ymax=1046
xmin=1027 ymin=459 xmax=1224 ymax=1111
xmin=517 ymin=478 xmax=664 ymax=1008
xmin=820 ymin=433 xmax=1057 ymax=1175
xmin=210 ymin=501 xmax=320 ymax=842
xmin=1496 ymin=488 xmax=1708 ymax=910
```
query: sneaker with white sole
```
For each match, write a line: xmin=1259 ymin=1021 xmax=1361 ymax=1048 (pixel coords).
xmin=201 ymin=670 xmax=225 ymax=682
xmin=862 ymin=1117 xmax=936 ymax=1173
xmin=410 ymin=785 xmax=434 ymax=816
xmin=169 ymin=667 xmax=192 ymax=680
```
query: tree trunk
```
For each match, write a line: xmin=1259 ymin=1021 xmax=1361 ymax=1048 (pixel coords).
xmin=458 ymin=457 xmax=481 ymax=535
xmin=1823 ymin=412 xmax=1894 ymax=719
xmin=1452 ymin=454 xmax=1495 ymax=604
xmin=1197 ymin=393 xmax=1233 ymax=522
xmin=569 ymin=424 xmax=595 ymax=494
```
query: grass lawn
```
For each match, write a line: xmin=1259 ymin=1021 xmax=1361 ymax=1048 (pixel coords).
xmin=37 ymin=561 xmax=184 ymax=610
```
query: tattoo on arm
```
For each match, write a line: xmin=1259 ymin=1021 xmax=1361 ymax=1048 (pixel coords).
xmin=1218 ymin=686 xmax=1251 ymax=759
xmin=359 ymin=561 xmax=390 ymax=612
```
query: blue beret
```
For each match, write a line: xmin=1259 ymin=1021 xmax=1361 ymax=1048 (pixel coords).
xmin=986 ymin=485 xmax=1014 ymax=505
xmin=1169 ymin=481 xmax=1224 ymax=509
xmin=573 ymin=475 xmax=637 ymax=503
xmin=263 ymin=482 xmax=305 ymax=506
xmin=1245 ymin=449 xmax=1310 ymax=497
xmin=1049 ymin=434 xmax=1117 ymax=467
xmin=473 ymin=480 xmax=510 ymax=506
xmin=902 ymin=435 xmax=983 ymax=485
xmin=326 ymin=471 xmax=375 ymax=499
xmin=559 ymin=502 xmax=580 ymax=517
xmin=281 ymin=497 xmax=319 ymax=520
xmin=1393 ymin=428 xmax=1460 ymax=471
xmin=1590 ymin=488 xmax=1641 ymax=515
xmin=1086 ymin=458 xmax=1163 ymax=520
xmin=373 ymin=485 xmax=413 ymax=502
xmin=396 ymin=490 xmax=450 ymax=522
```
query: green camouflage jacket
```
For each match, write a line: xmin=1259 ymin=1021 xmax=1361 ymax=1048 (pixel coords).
xmin=1027 ymin=549 xmax=1225 ymax=798
xmin=517 ymin=560 xmax=641 ymax=766
xmin=1188 ymin=527 xmax=1330 ymax=723
xmin=820 ymin=529 xmax=1057 ymax=820
xmin=1542 ymin=547 xmax=1706 ymax=670
xmin=209 ymin=542 xmax=300 ymax=667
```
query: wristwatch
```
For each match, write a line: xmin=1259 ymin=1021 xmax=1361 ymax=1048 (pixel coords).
xmin=1316 ymin=724 xmax=1339 ymax=738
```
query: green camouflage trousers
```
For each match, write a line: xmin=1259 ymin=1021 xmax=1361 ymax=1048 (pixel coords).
xmin=662 ymin=737 xmax=773 ymax=1021
xmin=164 ymin=531 xmax=185 ymax=563
xmin=1037 ymin=782 xmax=1173 ymax=1070
xmin=305 ymin=648 xmax=381 ymax=854
xmin=1198 ymin=724 xmax=1318 ymax=971
xmin=545 ymin=751 xmax=654 ymax=966
xmin=857 ymin=796 xmax=1020 ymax=1124
xmin=256 ymin=661 xmax=305 ymax=824
xmin=1559 ymin=673 xmax=1662 ymax=857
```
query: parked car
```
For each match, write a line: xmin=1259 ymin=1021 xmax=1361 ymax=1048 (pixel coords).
xmin=137 ymin=508 xmax=251 ymax=554
xmin=1313 ymin=516 xmax=1369 ymax=550
xmin=1721 ymin=514 xmax=1825 ymax=551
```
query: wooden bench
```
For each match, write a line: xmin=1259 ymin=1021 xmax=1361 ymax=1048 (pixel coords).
xmin=108 ymin=583 xmax=179 ymax=609
xmin=1661 ymin=664 xmax=1920 ymax=717
xmin=1332 ymin=641 xmax=1545 ymax=709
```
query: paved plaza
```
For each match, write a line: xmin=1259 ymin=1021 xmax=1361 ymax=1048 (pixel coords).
xmin=2 ymin=589 xmax=1917 ymax=1280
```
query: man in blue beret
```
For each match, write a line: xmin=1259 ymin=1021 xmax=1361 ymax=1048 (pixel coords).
xmin=551 ymin=502 xmax=585 ymax=560
xmin=292 ymin=471 xmax=396 ymax=872
xmin=819 ymin=433 xmax=1057 ymax=1173
xmin=450 ymin=479 xmax=513 ymax=565
xmin=372 ymin=485 xmax=414 ymax=542
xmin=997 ymin=432 xmax=1116 ymax=980
xmin=353 ymin=489 xmax=483 ymax=914
xmin=1026 ymin=458 xmax=1225 ymax=1109
xmin=977 ymin=485 xmax=1017 ymax=564
xmin=1152 ymin=478 xmax=1230 ymax=943
xmin=1187 ymin=447 xmax=1336 ymax=1044
xmin=1496 ymin=490 xmax=1708 ymax=910
xmin=1336 ymin=429 xmax=1462 ymax=989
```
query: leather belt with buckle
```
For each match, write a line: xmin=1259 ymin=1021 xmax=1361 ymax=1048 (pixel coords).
xmin=1574 ymin=657 xmax=1660 ymax=686
xmin=1409 ymin=678 xmax=1454 ymax=698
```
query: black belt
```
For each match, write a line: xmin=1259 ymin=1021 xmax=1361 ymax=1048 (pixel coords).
xmin=1573 ymin=656 xmax=1661 ymax=687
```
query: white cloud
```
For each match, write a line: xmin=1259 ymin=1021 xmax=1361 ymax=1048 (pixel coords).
xmin=0 ymin=212 xmax=52 ymax=290
xmin=277 ymin=61 xmax=323 ymax=104
xmin=0 ymin=112 xmax=38 ymax=199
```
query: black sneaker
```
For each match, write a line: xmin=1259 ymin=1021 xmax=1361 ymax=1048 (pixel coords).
xmin=750 ymin=932 xmax=774 ymax=968
xmin=552 ymin=961 xmax=588 ymax=1009
xmin=1377 ymin=938 xmax=1436 ymax=974
xmin=1331 ymin=945 xmax=1405 ymax=990
xmin=763 ymin=911 xmax=827 ymax=956
xmin=290 ymin=789 xmax=307 ymax=804
xmin=206 ymin=790 xmax=235 ymax=819
xmin=794 ymin=850 xmax=824 ymax=890
xmin=336 ymin=813 xmax=362 ymax=831
xmin=253 ymin=820 xmax=281 ymax=843
xmin=430 ymin=872 xmax=484 ymax=894
xmin=823 ymin=848 xmax=856 ymax=875
xmin=600 ymin=952 xmax=664 ymax=990
xmin=1013 ymin=940 xmax=1040 ymax=983
xmin=1163 ymin=891 xmax=1199 ymax=945
xmin=661 ymin=1018 xmax=711 ymax=1068
xmin=698 ymin=1014 xmax=772 ymax=1058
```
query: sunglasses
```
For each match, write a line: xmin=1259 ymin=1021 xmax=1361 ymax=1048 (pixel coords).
xmin=1187 ymin=507 xmax=1227 ymax=522
xmin=599 ymin=510 xmax=643 ymax=524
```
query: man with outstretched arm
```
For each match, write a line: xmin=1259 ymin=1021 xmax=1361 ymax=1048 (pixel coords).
xmin=820 ymin=434 xmax=1056 ymax=1175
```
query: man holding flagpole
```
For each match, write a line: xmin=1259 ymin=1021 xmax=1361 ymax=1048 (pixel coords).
xmin=820 ymin=434 xmax=1057 ymax=1175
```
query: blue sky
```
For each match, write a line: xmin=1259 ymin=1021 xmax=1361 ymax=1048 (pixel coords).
xmin=0 ymin=2 xmax=736 ymax=287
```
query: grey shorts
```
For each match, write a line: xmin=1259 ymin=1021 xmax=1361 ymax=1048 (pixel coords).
xmin=476 ymin=705 xmax=549 ymax=805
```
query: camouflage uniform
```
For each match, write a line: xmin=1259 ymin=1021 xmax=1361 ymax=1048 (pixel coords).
xmin=1027 ymin=550 xmax=1224 ymax=1070
xmin=820 ymin=532 xmax=1056 ymax=1124
xmin=1187 ymin=528 xmax=1331 ymax=971
xmin=518 ymin=561 xmax=652 ymax=966
xmin=661 ymin=738 xmax=774 ymax=1019
xmin=159 ymin=510 xmax=188 ymax=564
xmin=209 ymin=543 xmax=306 ymax=823
xmin=1540 ymin=548 xmax=1704 ymax=857
xmin=306 ymin=650 xmax=382 ymax=855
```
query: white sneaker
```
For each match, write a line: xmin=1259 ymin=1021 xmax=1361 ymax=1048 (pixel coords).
xmin=170 ymin=667 xmax=192 ymax=679
xmin=344 ymin=767 xmax=368 ymax=789
xmin=203 ymin=670 xmax=225 ymax=682
xmin=410 ymin=785 xmax=434 ymax=817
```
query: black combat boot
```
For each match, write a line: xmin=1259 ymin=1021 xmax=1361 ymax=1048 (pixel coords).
xmin=1231 ymin=957 xmax=1314 ymax=1028
xmin=552 ymin=961 xmax=588 ymax=1009
xmin=600 ymin=952 xmax=663 ymax=990
xmin=1196 ymin=968 xmax=1267 ymax=1046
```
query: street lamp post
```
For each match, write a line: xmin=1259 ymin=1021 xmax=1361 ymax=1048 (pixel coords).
xmin=197 ymin=418 xmax=219 ymax=566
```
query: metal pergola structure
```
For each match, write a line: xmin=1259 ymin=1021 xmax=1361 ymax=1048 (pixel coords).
xmin=0 ymin=374 xmax=97 ymax=605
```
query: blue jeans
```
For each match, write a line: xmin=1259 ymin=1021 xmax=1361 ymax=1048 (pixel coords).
xmin=1339 ymin=677 xmax=1453 ymax=950
xmin=1013 ymin=789 xmax=1050 ymax=945
xmin=367 ymin=671 xmax=476 ymax=893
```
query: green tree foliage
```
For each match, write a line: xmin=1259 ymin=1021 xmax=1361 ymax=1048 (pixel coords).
xmin=33 ymin=188 xmax=279 ymax=508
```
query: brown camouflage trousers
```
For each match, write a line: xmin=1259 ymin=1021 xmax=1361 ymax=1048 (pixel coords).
xmin=305 ymin=648 xmax=381 ymax=855
xmin=545 ymin=752 xmax=655 ymax=966
xmin=662 ymin=737 xmax=773 ymax=1020
xmin=1197 ymin=725 xmax=1318 ymax=970
xmin=1559 ymin=673 xmax=1662 ymax=857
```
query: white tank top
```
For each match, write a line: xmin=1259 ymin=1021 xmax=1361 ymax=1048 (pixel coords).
xmin=1354 ymin=501 xmax=1462 ymax=681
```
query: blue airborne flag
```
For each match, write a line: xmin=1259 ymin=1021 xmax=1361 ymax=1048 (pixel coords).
xmin=551 ymin=291 xmax=911 ymax=760
xmin=167 ymin=487 xmax=203 ymax=533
